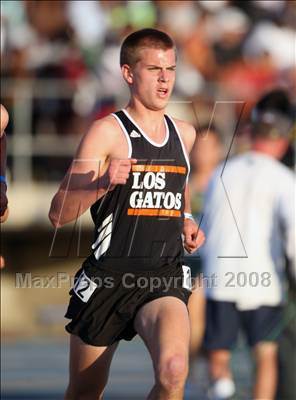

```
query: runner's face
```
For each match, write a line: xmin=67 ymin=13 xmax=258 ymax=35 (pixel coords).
xmin=128 ymin=47 xmax=176 ymax=110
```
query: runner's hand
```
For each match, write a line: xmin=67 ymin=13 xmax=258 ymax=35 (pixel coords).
xmin=105 ymin=158 xmax=137 ymax=191
xmin=183 ymin=219 xmax=205 ymax=253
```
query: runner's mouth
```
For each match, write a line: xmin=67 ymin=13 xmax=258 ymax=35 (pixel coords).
xmin=157 ymin=88 xmax=168 ymax=97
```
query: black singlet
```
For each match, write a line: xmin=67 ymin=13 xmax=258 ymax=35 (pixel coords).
xmin=83 ymin=109 xmax=190 ymax=273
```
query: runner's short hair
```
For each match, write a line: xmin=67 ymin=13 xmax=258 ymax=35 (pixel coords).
xmin=120 ymin=28 xmax=175 ymax=67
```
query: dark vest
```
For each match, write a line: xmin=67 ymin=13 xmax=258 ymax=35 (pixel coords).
xmin=83 ymin=109 xmax=189 ymax=273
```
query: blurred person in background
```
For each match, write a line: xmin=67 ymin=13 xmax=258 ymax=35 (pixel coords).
xmin=200 ymin=89 xmax=295 ymax=400
xmin=276 ymin=211 xmax=296 ymax=400
xmin=276 ymin=111 xmax=296 ymax=400
xmin=0 ymin=104 xmax=9 ymax=268
xmin=186 ymin=124 xmax=224 ymax=365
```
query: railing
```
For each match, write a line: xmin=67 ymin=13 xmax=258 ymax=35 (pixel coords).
xmin=1 ymin=78 xmax=105 ymax=228
xmin=2 ymin=78 xmax=102 ymax=183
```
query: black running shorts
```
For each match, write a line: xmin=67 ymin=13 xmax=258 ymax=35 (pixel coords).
xmin=65 ymin=263 xmax=192 ymax=346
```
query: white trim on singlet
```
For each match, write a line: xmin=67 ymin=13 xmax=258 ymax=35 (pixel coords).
xmin=111 ymin=113 xmax=132 ymax=158
xmin=165 ymin=115 xmax=191 ymax=182
xmin=122 ymin=109 xmax=169 ymax=148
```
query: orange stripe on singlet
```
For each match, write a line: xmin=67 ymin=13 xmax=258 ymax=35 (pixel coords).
xmin=127 ymin=209 xmax=181 ymax=217
xmin=132 ymin=165 xmax=186 ymax=174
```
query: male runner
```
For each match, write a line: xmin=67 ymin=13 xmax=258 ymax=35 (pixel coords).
xmin=0 ymin=104 xmax=9 ymax=268
xmin=0 ymin=104 xmax=9 ymax=222
xmin=49 ymin=28 xmax=205 ymax=400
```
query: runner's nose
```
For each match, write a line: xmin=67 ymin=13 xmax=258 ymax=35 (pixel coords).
xmin=159 ymin=69 xmax=169 ymax=82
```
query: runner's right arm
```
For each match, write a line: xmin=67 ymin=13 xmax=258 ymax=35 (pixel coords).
xmin=49 ymin=116 xmax=136 ymax=227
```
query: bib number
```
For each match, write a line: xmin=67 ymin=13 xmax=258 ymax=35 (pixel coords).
xmin=73 ymin=271 xmax=97 ymax=303
xmin=182 ymin=265 xmax=192 ymax=291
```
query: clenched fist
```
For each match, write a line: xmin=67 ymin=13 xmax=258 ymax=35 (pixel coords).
xmin=183 ymin=218 xmax=205 ymax=253
xmin=104 ymin=158 xmax=137 ymax=191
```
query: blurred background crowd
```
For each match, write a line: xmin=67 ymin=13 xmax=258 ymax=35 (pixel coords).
xmin=1 ymin=0 xmax=295 ymax=182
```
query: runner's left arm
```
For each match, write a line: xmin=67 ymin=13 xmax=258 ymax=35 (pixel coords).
xmin=174 ymin=119 xmax=205 ymax=253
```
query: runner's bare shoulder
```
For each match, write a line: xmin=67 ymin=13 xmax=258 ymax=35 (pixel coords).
xmin=77 ymin=114 xmax=128 ymax=160
xmin=171 ymin=117 xmax=196 ymax=152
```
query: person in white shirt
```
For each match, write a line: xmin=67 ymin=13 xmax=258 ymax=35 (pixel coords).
xmin=200 ymin=89 xmax=295 ymax=400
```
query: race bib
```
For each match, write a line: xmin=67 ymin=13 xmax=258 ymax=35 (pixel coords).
xmin=182 ymin=265 xmax=192 ymax=291
xmin=73 ymin=270 xmax=97 ymax=303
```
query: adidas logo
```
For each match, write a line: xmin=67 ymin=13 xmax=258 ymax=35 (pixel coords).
xmin=130 ymin=130 xmax=141 ymax=138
